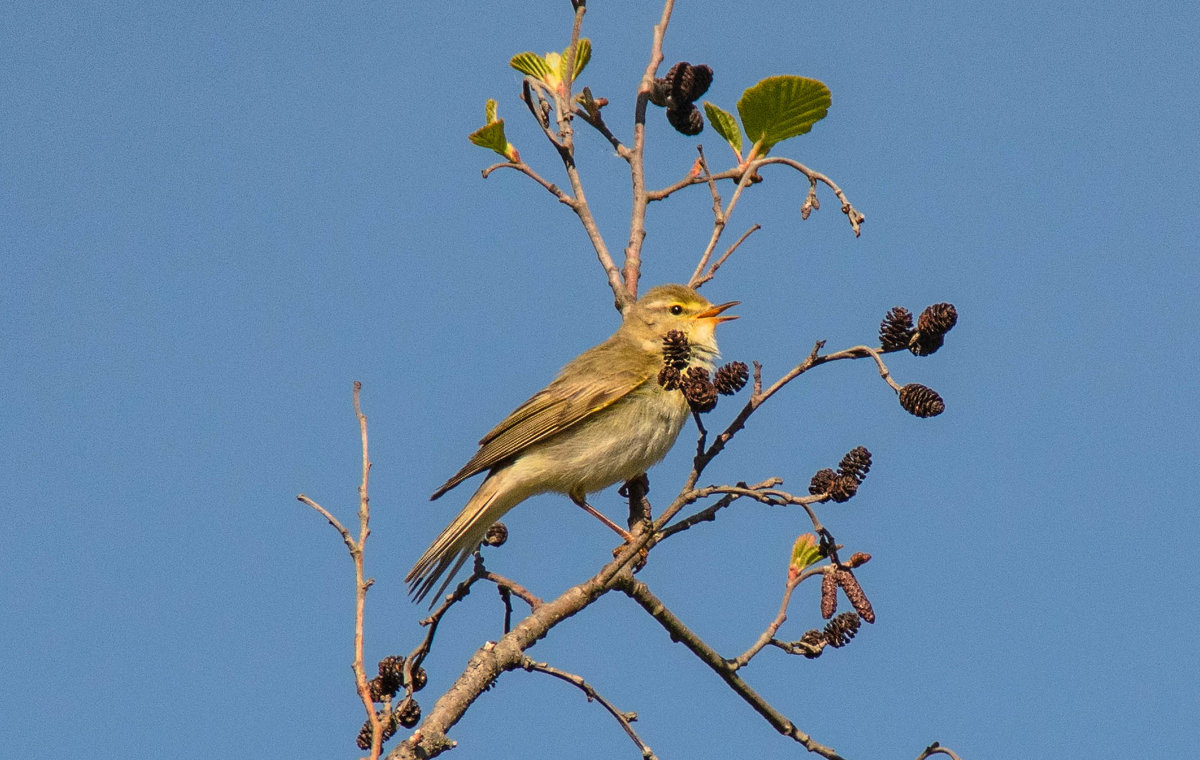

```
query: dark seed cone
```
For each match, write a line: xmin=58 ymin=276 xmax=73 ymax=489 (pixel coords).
xmin=409 ymin=665 xmax=428 ymax=692
xmin=357 ymin=710 xmax=398 ymax=750
xmin=647 ymin=78 xmax=670 ymax=108
xmin=836 ymin=569 xmax=875 ymax=623
xmin=820 ymin=569 xmax=838 ymax=619
xmin=657 ymin=365 xmax=682 ymax=390
xmin=367 ymin=677 xmax=387 ymax=702
xmin=917 ymin=302 xmax=958 ymax=336
xmin=395 ymin=697 xmax=422 ymax=728
xmin=483 ymin=522 xmax=508 ymax=547
xmin=372 ymin=655 xmax=405 ymax=700
xmin=661 ymin=329 xmax=691 ymax=369
xmin=911 ymin=303 xmax=956 ymax=355
xmin=879 ymin=306 xmax=915 ymax=351
xmin=837 ymin=446 xmax=872 ymax=483
xmin=714 ymin=361 xmax=749 ymax=395
xmin=828 ymin=474 xmax=859 ymax=503
xmin=666 ymin=103 xmax=704 ymax=136
xmin=910 ymin=331 xmax=945 ymax=356
xmin=823 ymin=612 xmax=862 ymax=648
xmin=666 ymin=61 xmax=713 ymax=104
xmin=809 ymin=468 xmax=837 ymax=496
xmin=682 ymin=367 xmax=717 ymax=413
xmin=799 ymin=629 xmax=826 ymax=658
xmin=898 ymin=383 xmax=946 ymax=418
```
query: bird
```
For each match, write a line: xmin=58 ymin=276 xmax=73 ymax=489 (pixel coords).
xmin=406 ymin=283 xmax=738 ymax=603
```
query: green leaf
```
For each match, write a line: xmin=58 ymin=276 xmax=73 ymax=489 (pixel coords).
xmin=737 ymin=75 xmax=831 ymax=155
xmin=469 ymin=114 xmax=518 ymax=162
xmin=510 ymin=51 xmax=554 ymax=81
xmin=703 ymin=102 xmax=743 ymax=158
xmin=469 ymin=120 xmax=508 ymax=155
xmin=790 ymin=533 xmax=822 ymax=573
xmin=568 ymin=38 xmax=591 ymax=79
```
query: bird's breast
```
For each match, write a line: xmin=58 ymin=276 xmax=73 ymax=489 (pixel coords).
xmin=507 ymin=383 xmax=690 ymax=497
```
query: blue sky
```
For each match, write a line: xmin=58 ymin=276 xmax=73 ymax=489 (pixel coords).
xmin=3 ymin=2 xmax=1197 ymax=759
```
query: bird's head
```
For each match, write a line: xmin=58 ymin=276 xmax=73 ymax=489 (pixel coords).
xmin=622 ymin=284 xmax=739 ymax=367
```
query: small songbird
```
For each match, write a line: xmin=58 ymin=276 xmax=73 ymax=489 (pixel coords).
xmin=406 ymin=284 xmax=739 ymax=603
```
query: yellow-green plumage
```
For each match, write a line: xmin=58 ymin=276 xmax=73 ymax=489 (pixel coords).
xmin=407 ymin=284 xmax=737 ymax=602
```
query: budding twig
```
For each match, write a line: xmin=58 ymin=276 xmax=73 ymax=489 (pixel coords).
xmin=730 ymin=564 xmax=826 ymax=669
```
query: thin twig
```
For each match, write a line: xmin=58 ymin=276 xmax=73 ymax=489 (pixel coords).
xmin=692 ymin=223 xmax=760 ymax=288
xmin=646 ymin=154 xmax=862 ymax=235
xmin=730 ymin=565 xmax=825 ymax=669
xmin=646 ymin=166 xmax=744 ymax=202
xmin=622 ymin=0 xmax=675 ymax=303
xmin=408 ymin=556 xmax=489 ymax=672
xmin=654 ymin=477 xmax=782 ymax=541
xmin=296 ymin=494 xmax=353 ymax=549
xmin=520 ymin=656 xmax=657 ymax=760
xmin=481 ymin=571 xmax=543 ymax=609
xmin=559 ymin=0 xmax=587 ymax=146
xmin=757 ymin=156 xmax=864 ymax=236
xmin=617 ymin=577 xmax=845 ymax=760
xmin=482 ymin=161 xmax=573 ymax=206
xmin=685 ymin=340 xmax=901 ymax=487
xmin=521 ymin=78 xmax=565 ymax=149
xmin=351 ymin=383 xmax=383 ymax=760
xmin=916 ymin=743 xmax=965 ymax=760
xmin=296 ymin=382 xmax=382 ymax=759
xmin=574 ymin=103 xmax=631 ymax=158
xmin=688 ymin=161 xmax=758 ymax=287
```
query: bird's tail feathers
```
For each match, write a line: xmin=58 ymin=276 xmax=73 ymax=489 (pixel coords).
xmin=406 ymin=474 xmax=516 ymax=605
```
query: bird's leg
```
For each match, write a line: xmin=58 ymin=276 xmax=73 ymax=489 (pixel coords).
xmin=570 ymin=492 xmax=635 ymax=543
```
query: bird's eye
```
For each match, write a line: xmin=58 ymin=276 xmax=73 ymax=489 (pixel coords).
xmin=669 ymin=304 xmax=684 ymax=315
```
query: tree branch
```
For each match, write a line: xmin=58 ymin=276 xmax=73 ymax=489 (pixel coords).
xmin=731 ymin=565 xmax=825 ymax=669
xmin=621 ymin=0 xmax=675 ymax=304
xmin=296 ymin=382 xmax=382 ymax=759
xmin=519 ymin=656 xmax=657 ymax=759
xmin=616 ymin=576 xmax=846 ymax=760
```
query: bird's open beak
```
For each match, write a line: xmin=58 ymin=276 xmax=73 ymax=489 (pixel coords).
xmin=695 ymin=300 xmax=740 ymax=323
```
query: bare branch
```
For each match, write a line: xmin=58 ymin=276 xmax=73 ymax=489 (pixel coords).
xmin=406 ymin=556 xmax=490 ymax=674
xmin=756 ymin=156 xmax=864 ymax=236
xmin=574 ymin=103 xmax=632 ymax=158
xmin=520 ymin=656 xmax=657 ymax=760
xmin=296 ymin=494 xmax=353 ymax=550
xmin=350 ymin=382 xmax=381 ymax=758
xmin=481 ymin=570 xmax=543 ymax=610
xmin=297 ymin=382 xmax=382 ymax=758
xmin=916 ymin=743 xmax=966 ymax=760
xmin=646 ymin=165 xmax=744 ymax=202
xmin=481 ymin=161 xmax=574 ymax=206
xmin=684 ymin=340 xmax=904 ymax=486
xmin=622 ymin=0 xmax=675 ymax=303
xmin=731 ymin=565 xmax=826 ymax=669
xmin=617 ymin=577 xmax=846 ymax=760
xmin=688 ymin=162 xmax=758 ymax=287
xmin=516 ymin=68 xmax=626 ymax=306
xmin=655 ymin=477 xmax=781 ymax=542
xmin=521 ymin=77 xmax=567 ymax=149
xmin=691 ymin=223 xmax=760 ymax=288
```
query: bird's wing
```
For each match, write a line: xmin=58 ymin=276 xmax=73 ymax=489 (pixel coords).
xmin=431 ymin=341 xmax=655 ymax=500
